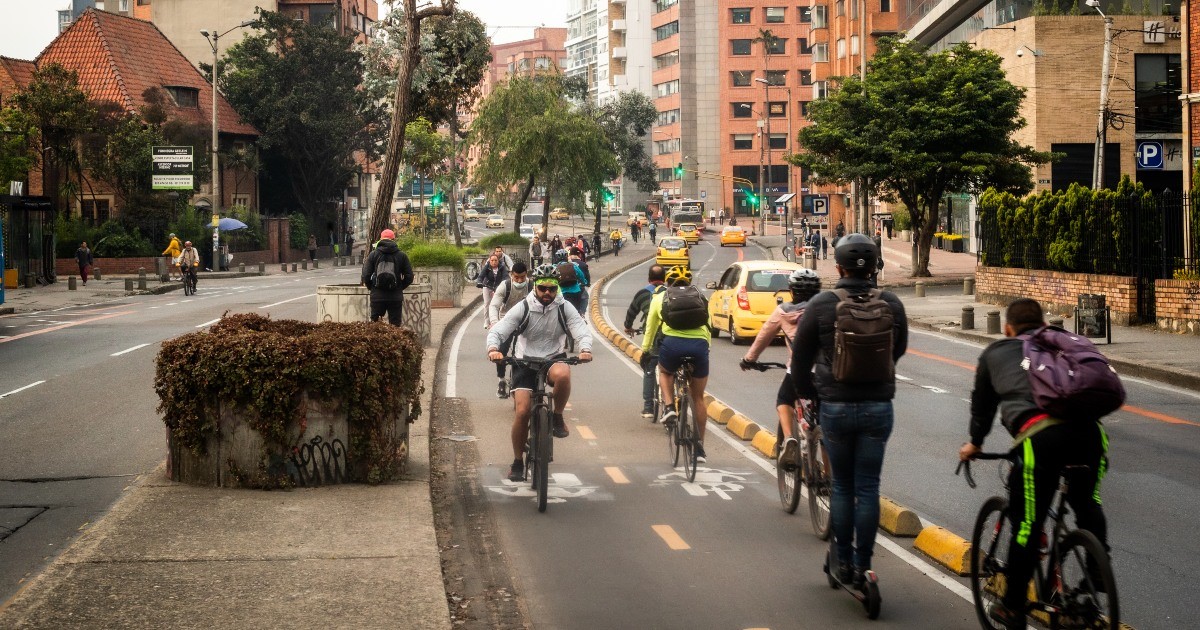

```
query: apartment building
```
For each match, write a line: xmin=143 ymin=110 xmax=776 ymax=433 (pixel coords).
xmin=59 ymin=0 xmax=151 ymax=32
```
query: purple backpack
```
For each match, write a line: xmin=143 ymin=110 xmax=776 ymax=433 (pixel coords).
xmin=1021 ymin=326 xmax=1126 ymax=421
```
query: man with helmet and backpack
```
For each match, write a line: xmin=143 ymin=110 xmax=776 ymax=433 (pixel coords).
xmin=959 ymin=298 xmax=1118 ymax=630
xmin=486 ymin=263 xmax=593 ymax=482
xmin=640 ymin=266 xmax=712 ymax=462
xmin=741 ymin=268 xmax=821 ymax=467
xmin=791 ymin=233 xmax=907 ymax=590
xmin=624 ymin=265 xmax=667 ymax=418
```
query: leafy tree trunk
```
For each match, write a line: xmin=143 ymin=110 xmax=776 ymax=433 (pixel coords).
xmin=367 ymin=0 xmax=455 ymax=242
xmin=512 ymin=174 xmax=535 ymax=234
xmin=909 ymin=196 xmax=940 ymax=277
xmin=447 ymin=97 xmax=462 ymax=247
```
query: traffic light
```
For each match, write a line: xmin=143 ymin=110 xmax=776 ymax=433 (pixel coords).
xmin=430 ymin=190 xmax=444 ymax=206
xmin=745 ymin=189 xmax=759 ymax=208
xmin=674 ymin=162 xmax=683 ymax=178
xmin=602 ymin=189 xmax=615 ymax=203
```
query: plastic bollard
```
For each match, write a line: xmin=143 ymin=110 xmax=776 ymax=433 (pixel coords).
xmin=138 ymin=268 xmax=148 ymax=291
xmin=963 ymin=277 xmax=974 ymax=295
xmin=93 ymin=267 xmax=102 ymax=281
xmin=68 ymin=276 xmax=77 ymax=290
xmin=239 ymin=263 xmax=245 ymax=273
xmin=914 ymin=282 xmax=926 ymax=298
xmin=962 ymin=306 xmax=974 ymax=330
xmin=125 ymin=278 xmax=134 ymax=291
xmin=986 ymin=310 xmax=1001 ymax=334
xmin=1049 ymin=317 xmax=1064 ymax=328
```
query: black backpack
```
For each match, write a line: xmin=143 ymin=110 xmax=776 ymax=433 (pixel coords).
xmin=374 ymin=253 xmax=398 ymax=290
xmin=830 ymin=288 xmax=894 ymax=384
xmin=661 ymin=285 xmax=708 ymax=329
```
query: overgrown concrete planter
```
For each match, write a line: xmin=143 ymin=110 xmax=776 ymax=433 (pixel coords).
xmin=316 ymin=283 xmax=432 ymax=346
xmin=415 ymin=266 xmax=463 ymax=308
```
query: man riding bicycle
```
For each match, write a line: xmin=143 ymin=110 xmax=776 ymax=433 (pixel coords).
xmin=486 ymin=264 xmax=593 ymax=482
xmin=178 ymin=241 xmax=200 ymax=287
xmin=640 ymin=266 xmax=711 ymax=463
xmin=488 ymin=261 xmax=530 ymax=399
xmin=959 ymin=298 xmax=1110 ymax=630
xmin=741 ymin=268 xmax=821 ymax=467
xmin=624 ymin=264 xmax=666 ymax=418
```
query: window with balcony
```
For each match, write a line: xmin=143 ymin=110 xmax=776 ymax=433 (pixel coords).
xmin=655 ymin=80 xmax=680 ymax=97
xmin=812 ymin=43 xmax=828 ymax=62
xmin=764 ymin=70 xmax=787 ymax=86
xmin=731 ymin=8 xmax=751 ymax=23
xmin=654 ymin=21 xmax=679 ymax=41
xmin=812 ymin=5 xmax=827 ymax=28
xmin=733 ymin=134 xmax=754 ymax=150
xmin=769 ymin=134 xmax=788 ymax=150
xmin=732 ymin=39 xmax=752 ymax=55
xmin=655 ymin=0 xmax=678 ymax=12
xmin=657 ymin=108 xmax=681 ymax=125
xmin=837 ymin=38 xmax=846 ymax=59
xmin=654 ymin=51 xmax=680 ymax=69
xmin=731 ymin=70 xmax=753 ymax=87
xmin=765 ymin=7 xmax=786 ymax=23
xmin=799 ymin=37 xmax=812 ymax=54
xmin=766 ymin=37 xmax=787 ymax=54
xmin=800 ymin=6 xmax=812 ymax=22
xmin=800 ymin=69 xmax=812 ymax=85
xmin=732 ymin=102 xmax=754 ymax=118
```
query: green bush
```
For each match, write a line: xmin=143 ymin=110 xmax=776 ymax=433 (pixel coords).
xmin=480 ymin=232 xmax=530 ymax=248
xmin=288 ymin=212 xmax=310 ymax=250
xmin=55 ymin=216 xmax=155 ymax=258
xmin=167 ymin=206 xmax=209 ymax=254
xmin=892 ymin=206 xmax=912 ymax=231
xmin=461 ymin=245 xmax=486 ymax=256
xmin=407 ymin=242 xmax=466 ymax=268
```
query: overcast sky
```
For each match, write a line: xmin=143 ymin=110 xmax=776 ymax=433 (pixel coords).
xmin=0 ymin=0 xmax=567 ymax=60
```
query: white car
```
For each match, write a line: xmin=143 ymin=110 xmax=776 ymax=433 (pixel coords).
xmin=518 ymin=225 xmax=536 ymax=240
xmin=486 ymin=214 xmax=505 ymax=228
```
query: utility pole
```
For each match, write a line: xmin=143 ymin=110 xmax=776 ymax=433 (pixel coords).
xmin=858 ymin=0 xmax=869 ymax=235
xmin=1090 ymin=1 xmax=1114 ymax=190
xmin=758 ymin=117 xmax=765 ymax=234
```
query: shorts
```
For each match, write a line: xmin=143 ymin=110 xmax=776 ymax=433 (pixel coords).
xmin=776 ymin=373 xmax=799 ymax=408
xmin=657 ymin=336 xmax=710 ymax=378
xmin=510 ymin=354 xmax=567 ymax=391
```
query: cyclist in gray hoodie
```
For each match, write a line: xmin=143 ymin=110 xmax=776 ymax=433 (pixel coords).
xmin=486 ymin=264 xmax=593 ymax=482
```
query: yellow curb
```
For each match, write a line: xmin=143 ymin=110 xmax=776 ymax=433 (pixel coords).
xmin=750 ymin=429 xmax=777 ymax=459
xmin=616 ymin=337 xmax=630 ymax=352
xmin=706 ymin=400 xmax=734 ymax=425
xmin=703 ymin=392 xmax=715 ymax=406
xmin=726 ymin=414 xmax=760 ymax=440
xmin=913 ymin=526 xmax=971 ymax=576
xmin=879 ymin=497 xmax=923 ymax=537
xmin=624 ymin=343 xmax=639 ymax=359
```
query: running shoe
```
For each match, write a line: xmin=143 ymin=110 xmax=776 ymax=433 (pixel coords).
xmin=507 ymin=460 xmax=524 ymax=482
xmin=779 ymin=437 xmax=799 ymax=470
xmin=552 ymin=413 xmax=569 ymax=438
xmin=695 ymin=443 xmax=707 ymax=463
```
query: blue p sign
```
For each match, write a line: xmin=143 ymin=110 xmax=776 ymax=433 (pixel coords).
xmin=1137 ymin=141 xmax=1163 ymax=170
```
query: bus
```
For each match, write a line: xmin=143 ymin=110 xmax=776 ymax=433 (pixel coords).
xmin=666 ymin=199 xmax=705 ymax=230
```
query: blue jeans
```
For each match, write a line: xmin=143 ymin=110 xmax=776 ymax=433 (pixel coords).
xmin=820 ymin=400 xmax=894 ymax=570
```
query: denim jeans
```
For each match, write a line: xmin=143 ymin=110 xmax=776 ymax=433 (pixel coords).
xmin=642 ymin=355 xmax=659 ymax=404
xmin=820 ymin=400 xmax=894 ymax=570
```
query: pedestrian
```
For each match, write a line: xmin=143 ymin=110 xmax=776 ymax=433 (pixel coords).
xmin=836 ymin=221 xmax=846 ymax=239
xmin=361 ymin=229 xmax=414 ymax=326
xmin=550 ymin=234 xmax=563 ymax=255
xmin=821 ymin=233 xmax=829 ymax=259
xmin=719 ymin=208 xmax=726 ymax=223
xmin=75 ymin=241 xmax=93 ymax=286
xmin=478 ymin=253 xmax=509 ymax=328
xmin=609 ymin=227 xmax=623 ymax=256
xmin=308 ymin=234 xmax=318 ymax=261
xmin=529 ymin=235 xmax=544 ymax=267
xmin=345 ymin=232 xmax=355 ymax=257
xmin=884 ymin=216 xmax=894 ymax=239
xmin=162 ymin=232 xmax=182 ymax=266
xmin=708 ymin=207 xmax=716 ymax=226
xmin=791 ymin=233 xmax=907 ymax=589
xmin=592 ymin=232 xmax=602 ymax=257
xmin=649 ymin=221 xmax=658 ymax=244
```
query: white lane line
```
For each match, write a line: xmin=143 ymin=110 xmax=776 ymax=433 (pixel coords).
xmin=111 ymin=343 xmax=151 ymax=356
xmin=258 ymin=293 xmax=316 ymax=309
xmin=446 ymin=305 xmax=484 ymax=398
xmin=0 ymin=381 xmax=46 ymax=399
xmin=877 ymin=536 xmax=973 ymax=601
xmin=165 ymin=303 xmax=177 ymax=306
xmin=195 ymin=318 xmax=221 ymax=328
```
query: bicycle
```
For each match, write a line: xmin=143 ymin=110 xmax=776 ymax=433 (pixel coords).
xmin=666 ymin=358 xmax=700 ymax=482
xmin=781 ymin=236 xmax=806 ymax=262
xmin=743 ymin=360 xmax=832 ymax=539
xmin=180 ymin=265 xmax=198 ymax=296
xmin=958 ymin=453 xmax=1119 ymax=630
xmin=503 ymin=355 xmax=582 ymax=513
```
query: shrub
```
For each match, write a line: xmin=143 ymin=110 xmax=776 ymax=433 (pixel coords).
xmin=892 ymin=206 xmax=912 ymax=231
xmin=93 ymin=221 xmax=155 ymax=257
xmin=167 ymin=206 xmax=209 ymax=253
xmin=406 ymin=242 xmax=466 ymax=268
xmin=288 ymin=212 xmax=310 ymax=250
xmin=480 ymin=232 xmax=531 ymax=248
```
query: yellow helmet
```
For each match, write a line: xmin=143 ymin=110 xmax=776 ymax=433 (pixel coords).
xmin=664 ymin=266 xmax=692 ymax=287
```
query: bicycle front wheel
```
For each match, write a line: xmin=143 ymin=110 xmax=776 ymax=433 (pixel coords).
xmin=806 ymin=425 xmax=832 ymax=540
xmin=969 ymin=496 xmax=1011 ymax=630
xmin=777 ymin=421 xmax=802 ymax=514
xmin=534 ymin=407 xmax=551 ymax=512
xmin=1054 ymin=529 xmax=1119 ymax=630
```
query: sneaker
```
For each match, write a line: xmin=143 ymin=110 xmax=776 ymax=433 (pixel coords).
xmin=552 ymin=413 xmax=569 ymax=438
xmin=779 ymin=438 xmax=799 ymax=471
xmin=987 ymin=602 xmax=1024 ymax=630
xmin=641 ymin=401 xmax=654 ymax=418
xmin=660 ymin=406 xmax=678 ymax=427
xmin=497 ymin=380 xmax=508 ymax=399
xmin=852 ymin=566 xmax=868 ymax=589
xmin=836 ymin=563 xmax=855 ymax=585
xmin=694 ymin=443 xmax=707 ymax=463
xmin=507 ymin=460 xmax=524 ymax=482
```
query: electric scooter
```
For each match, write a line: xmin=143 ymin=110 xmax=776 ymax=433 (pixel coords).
xmin=823 ymin=537 xmax=882 ymax=620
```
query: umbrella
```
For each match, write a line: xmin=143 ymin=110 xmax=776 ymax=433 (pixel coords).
xmin=218 ymin=217 xmax=248 ymax=231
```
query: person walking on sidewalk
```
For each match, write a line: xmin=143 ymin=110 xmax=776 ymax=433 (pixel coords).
xmin=791 ymin=234 xmax=908 ymax=588
xmin=821 ymin=233 xmax=829 ymax=259
xmin=162 ymin=233 xmax=182 ymax=264
xmin=308 ymin=234 xmax=318 ymax=261
xmin=625 ymin=265 xmax=667 ymax=418
xmin=708 ymin=207 xmax=716 ymax=226
xmin=361 ymin=229 xmax=414 ymax=326
xmin=75 ymin=241 xmax=93 ymax=286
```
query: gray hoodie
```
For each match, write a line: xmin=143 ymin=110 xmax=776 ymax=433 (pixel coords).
xmin=486 ymin=290 xmax=592 ymax=358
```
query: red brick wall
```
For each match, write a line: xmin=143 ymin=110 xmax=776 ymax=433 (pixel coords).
xmin=56 ymin=257 xmax=160 ymax=276
xmin=1155 ymin=279 xmax=1200 ymax=334
xmin=976 ymin=267 xmax=1137 ymax=325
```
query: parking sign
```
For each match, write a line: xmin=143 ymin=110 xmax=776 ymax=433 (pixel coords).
xmin=1137 ymin=141 xmax=1163 ymax=170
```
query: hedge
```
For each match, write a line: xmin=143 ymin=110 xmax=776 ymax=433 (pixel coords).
xmin=480 ymin=232 xmax=531 ymax=248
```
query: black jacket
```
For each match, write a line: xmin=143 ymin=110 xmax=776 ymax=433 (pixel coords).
xmin=791 ymin=277 xmax=908 ymax=402
xmin=624 ymin=282 xmax=664 ymax=330
xmin=969 ymin=337 xmax=1042 ymax=447
xmin=361 ymin=239 xmax=414 ymax=301
xmin=75 ymin=247 xmax=93 ymax=266
xmin=478 ymin=262 xmax=508 ymax=291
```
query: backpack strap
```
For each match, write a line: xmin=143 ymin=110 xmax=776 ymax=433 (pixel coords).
xmin=503 ymin=301 xmax=532 ymax=348
xmin=558 ymin=305 xmax=575 ymax=353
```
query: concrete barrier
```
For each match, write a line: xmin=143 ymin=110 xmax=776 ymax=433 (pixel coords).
xmin=705 ymin=400 xmax=735 ymax=425
xmin=914 ymin=526 xmax=971 ymax=575
xmin=726 ymin=414 xmax=760 ymax=440
xmin=750 ymin=429 xmax=777 ymax=459
xmin=879 ymin=497 xmax=923 ymax=537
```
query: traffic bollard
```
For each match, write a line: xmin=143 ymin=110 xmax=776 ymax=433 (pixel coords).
xmin=1049 ymin=317 xmax=1064 ymax=328
xmin=963 ymin=277 xmax=974 ymax=295
xmin=258 ymin=262 xmax=265 ymax=274
xmin=125 ymin=278 xmax=134 ymax=291
xmin=24 ymin=274 xmax=33 ymax=288
xmin=357 ymin=252 xmax=364 ymax=265
xmin=68 ymin=276 xmax=77 ymax=290
xmin=914 ymin=282 xmax=926 ymax=298
xmin=93 ymin=267 xmax=102 ymax=281
xmin=962 ymin=306 xmax=974 ymax=330
xmin=239 ymin=262 xmax=245 ymax=273
xmin=291 ymin=263 xmax=297 ymax=273
xmin=313 ymin=259 xmax=319 ymax=269
xmin=281 ymin=263 xmax=288 ymax=273
xmin=986 ymin=310 xmax=1001 ymax=334
xmin=302 ymin=259 xmax=308 ymax=271
xmin=138 ymin=268 xmax=148 ymax=291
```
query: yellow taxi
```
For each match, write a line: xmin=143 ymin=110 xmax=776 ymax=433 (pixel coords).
xmin=486 ymin=214 xmax=505 ymax=228
xmin=676 ymin=223 xmax=701 ymax=244
xmin=719 ymin=225 xmax=747 ymax=247
xmin=548 ymin=208 xmax=569 ymax=220
xmin=706 ymin=260 xmax=803 ymax=344
xmin=655 ymin=237 xmax=690 ymax=269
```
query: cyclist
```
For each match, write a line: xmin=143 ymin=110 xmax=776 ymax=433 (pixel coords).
xmin=640 ymin=266 xmax=711 ymax=463
xmin=958 ymin=298 xmax=1109 ymax=630
xmin=648 ymin=221 xmax=657 ymax=245
xmin=528 ymin=236 xmax=545 ymax=267
xmin=178 ymin=240 xmax=201 ymax=288
xmin=624 ymin=264 xmax=667 ymax=418
xmin=609 ymin=228 xmax=622 ymax=256
xmin=740 ymin=268 xmax=821 ymax=467
xmin=486 ymin=263 xmax=593 ymax=482
xmin=487 ymin=261 xmax=530 ymax=398
xmin=791 ymin=233 xmax=907 ymax=587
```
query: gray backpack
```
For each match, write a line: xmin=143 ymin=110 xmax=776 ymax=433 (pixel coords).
xmin=831 ymin=288 xmax=894 ymax=384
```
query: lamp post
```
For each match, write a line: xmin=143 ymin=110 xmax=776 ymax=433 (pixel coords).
xmin=1086 ymin=0 xmax=1113 ymax=190
xmin=755 ymin=77 xmax=774 ymax=237
xmin=201 ymin=20 xmax=255 ymax=271
xmin=737 ymin=103 xmax=765 ymax=230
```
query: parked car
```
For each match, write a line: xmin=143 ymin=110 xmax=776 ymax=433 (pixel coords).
xmin=486 ymin=214 xmax=505 ymax=228
xmin=706 ymin=260 xmax=803 ymax=344
xmin=548 ymin=208 xmax=569 ymax=220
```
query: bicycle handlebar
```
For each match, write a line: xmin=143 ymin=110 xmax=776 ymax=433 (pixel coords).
xmin=741 ymin=360 xmax=787 ymax=372
xmin=956 ymin=452 xmax=1015 ymax=489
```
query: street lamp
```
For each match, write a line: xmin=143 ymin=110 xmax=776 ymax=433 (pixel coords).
xmin=1085 ymin=0 xmax=1113 ymax=190
xmin=754 ymin=77 xmax=775 ymax=237
xmin=201 ymin=20 xmax=256 ymax=271
xmin=738 ymin=102 xmax=766 ymax=229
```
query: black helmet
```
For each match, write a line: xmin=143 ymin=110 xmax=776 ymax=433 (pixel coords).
xmin=834 ymin=233 xmax=878 ymax=271
xmin=788 ymin=268 xmax=821 ymax=301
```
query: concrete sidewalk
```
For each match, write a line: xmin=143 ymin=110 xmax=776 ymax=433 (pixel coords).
xmin=749 ymin=231 xmax=977 ymax=287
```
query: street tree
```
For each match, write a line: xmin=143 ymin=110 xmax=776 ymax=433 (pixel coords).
xmin=10 ymin=63 xmax=96 ymax=216
xmin=401 ymin=116 xmax=453 ymax=225
xmin=590 ymin=90 xmax=659 ymax=233
xmin=218 ymin=10 xmax=385 ymax=228
xmin=0 ymin=107 xmax=37 ymax=186
xmin=788 ymin=38 xmax=1052 ymax=276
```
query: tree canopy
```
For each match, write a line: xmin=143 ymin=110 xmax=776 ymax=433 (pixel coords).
xmin=10 ymin=63 xmax=95 ymax=213
xmin=0 ymin=106 xmax=37 ymax=186
xmin=789 ymin=38 xmax=1053 ymax=276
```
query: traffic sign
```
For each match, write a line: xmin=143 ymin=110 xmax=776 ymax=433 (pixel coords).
xmin=811 ymin=196 xmax=829 ymax=215
xmin=152 ymin=146 xmax=194 ymax=190
xmin=1137 ymin=141 xmax=1164 ymax=170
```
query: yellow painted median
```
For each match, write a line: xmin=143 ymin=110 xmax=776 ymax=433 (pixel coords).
xmin=914 ymin=526 xmax=971 ymax=576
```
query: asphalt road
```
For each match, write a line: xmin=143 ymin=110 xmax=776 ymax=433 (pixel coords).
xmin=0 ymin=267 xmax=361 ymax=604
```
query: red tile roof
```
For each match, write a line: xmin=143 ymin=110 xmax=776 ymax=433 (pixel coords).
xmin=0 ymin=56 xmax=36 ymax=105
xmin=38 ymin=9 xmax=257 ymax=137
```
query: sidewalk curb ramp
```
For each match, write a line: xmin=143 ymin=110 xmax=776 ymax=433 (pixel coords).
xmin=913 ymin=526 xmax=972 ymax=576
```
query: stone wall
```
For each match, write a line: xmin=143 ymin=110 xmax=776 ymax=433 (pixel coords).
xmin=1155 ymin=279 xmax=1200 ymax=334
xmin=976 ymin=267 xmax=1137 ymax=325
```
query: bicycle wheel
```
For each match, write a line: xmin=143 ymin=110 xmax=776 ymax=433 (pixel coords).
xmin=777 ymin=421 xmax=802 ymax=514
xmin=678 ymin=389 xmax=696 ymax=482
xmin=806 ymin=425 xmax=832 ymax=540
xmin=534 ymin=406 xmax=551 ymax=513
xmin=969 ymin=496 xmax=1011 ymax=630
xmin=183 ymin=276 xmax=193 ymax=296
xmin=1053 ymin=529 xmax=1119 ymax=630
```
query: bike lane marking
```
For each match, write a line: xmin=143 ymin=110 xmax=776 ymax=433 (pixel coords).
xmin=576 ymin=425 xmax=598 ymax=440
xmin=652 ymin=524 xmax=690 ymax=550
xmin=258 ymin=293 xmax=316 ymax=309
xmin=0 ymin=381 xmax=46 ymax=400
xmin=111 ymin=343 xmax=151 ymax=357
xmin=604 ymin=467 xmax=630 ymax=484
xmin=445 ymin=305 xmax=484 ymax=398
xmin=195 ymin=318 xmax=221 ymax=328
xmin=0 ymin=311 xmax=133 ymax=345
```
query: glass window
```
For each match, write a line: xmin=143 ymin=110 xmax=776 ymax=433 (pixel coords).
xmin=835 ymin=0 xmax=844 ymax=16
xmin=799 ymin=37 xmax=811 ymax=54
xmin=731 ymin=8 xmax=751 ymax=23
xmin=765 ymin=70 xmax=787 ymax=86
xmin=851 ymin=35 xmax=860 ymax=55
xmin=769 ymin=134 xmax=788 ymax=149
xmin=837 ymin=38 xmax=846 ymax=59
xmin=654 ymin=51 xmax=680 ymax=69
xmin=851 ymin=0 xmax=859 ymax=19
xmin=165 ymin=86 xmax=199 ymax=108
xmin=655 ymin=138 xmax=681 ymax=154
xmin=812 ymin=43 xmax=828 ymax=62
xmin=880 ymin=0 xmax=892 ymax=10
xmin=813 ymin=81 xmax=828 ymax=100
xmin=766 ymin=37 xmax=786 ymax=54
xmin=765 ymin=7 xmax=786 ymax=23
xmin=768 ymin=101 xmax=787 ymax=117
xmin=656 ymin=108 xmax=681 ymax=125
xmin=800 ymin=70 xmax=812 ymax=85
xmin=800 ymin=101 xmax=811 ymax=116
xmin=812 ymin=5 xmax=827 ymax=28
xmin=747 ymin=270 xmax=793 ymax=292
xmin=655 ymin=0 xmax=678 ymax=12
xmin=654 ymin=80 xmax=680 ymax=97
xmin=799 ymin=6 xmax=812 ymax=22
xmin=732 ymin=102 xmax=754 ymax=118
xmin=732 ymin=39 xmax=752 ymax=55
xmin=654 ymin=21 xmax=679 ymax=41
xmin=309 ymin=5 xmax=338 ymax=28
xmin=733 ymin=134 xmax=754 ymax=150
xmin=1135 ymin=54 xmax=1182 ymax=134
xmin=731 ymin=70 xmax=753 ymax=87
xmin=80 ymin=199 xmax=110 ymax=226
xmin=658 ymin=167 xmax=677 ymax=182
